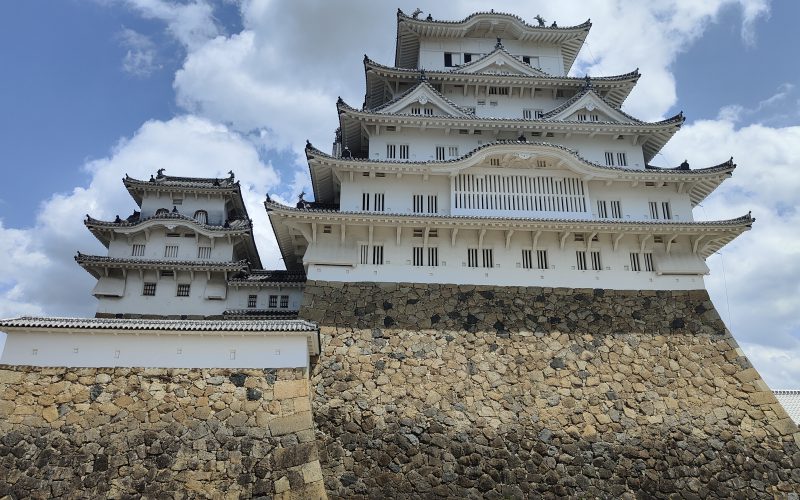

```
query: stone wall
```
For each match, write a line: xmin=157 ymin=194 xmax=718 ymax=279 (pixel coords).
xmin=303 ymin=281 xmax=800 ymax=498
xmin=0 ymin=366 xmax=326 ymax=499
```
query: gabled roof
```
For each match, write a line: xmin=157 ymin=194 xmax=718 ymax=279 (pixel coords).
xmin=370 ymin=80 xmax=472 ymax=116
xmin=395 ymin=9 xmax=591 ymax=74
xmin=542 ymin=85 xmax=676 ymax=127
xmin=337 ymin=97 xmax=684 ymax=163
xmin=453 ymin=45 xmax=549 ymax=76
xmin=305 ymin=142 xmax=735 ymax=207
xmin=123 ymin=172 xmax=250 ymax=222
xmin=363 ymin=56 xmax=640 ymax=109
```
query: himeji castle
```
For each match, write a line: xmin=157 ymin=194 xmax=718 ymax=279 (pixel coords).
xmin=267 ymin=9 xmax=752 ymax=291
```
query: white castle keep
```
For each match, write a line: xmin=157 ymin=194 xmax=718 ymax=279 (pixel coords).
xmin=267 ymin=9 xmax=751 ymax=291
xmin=0 ymin=9 xmax=752 ymax=369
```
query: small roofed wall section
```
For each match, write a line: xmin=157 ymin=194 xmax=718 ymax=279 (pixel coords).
xmin=0 ymin=367 xmax=326 ymax=499
xmin=419 ymin=38 xmax=565 ymax=75
xmin=303 ymin=281 xmax=800 ymax=497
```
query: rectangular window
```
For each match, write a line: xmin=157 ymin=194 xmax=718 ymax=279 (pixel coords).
xmin=322 ymin=225 xmax=332 ymax=234
xmin=410 ymin=107 xmax=421 ymax=115
xmin=467 ymin=248 xmax=478 ymax=268
xmin=574 ymin=233 xmax=585 ymax=242
xmin=576 ymin=251 xmax=588 ymax=270
xmin=448 ymin=146 xmax=459 ymax=158
xmin=522 ymin=249 xmax=533 ymax=269
xmin=269 ymin=295 xmax=278 ymax=308
xmin=428 ymin=229 xmax=438 ymax=238
xmin=360 ymin=244 xmax=369 ymax=265
xmin=536 ymin=159 xmax=547 ymax=168
xmin=160 ymin=270 xmax=174 ymax=278
xmin=424 ymin=108 xmax=434 ymax=116
xmin=661 ymin=201 xmax=672 ymax=220
xmin=247 ymin=294 xmax=257 ymax=308
xmin=372 ymin=245 xmax=384 ymax=265
xmin=644 ymin=252 xmax=655 ymax=272
xmin=611 ymin=200 xmax=622 ymax=219
xmin=386 ymin=144 xmax=396 ymax=158
xmin=413 ymin=195 xmax=424 ymax=213
xmin=280 ymin=295 xmax=289 ymax=308
xmin=164 ymin=245 xmax=178 ymax=258
xmin=463 ymin=53 xmax=473 ymax=64
xmin=577 ymin=113 xmax=587 ymax=122
xmin=435 ymin=146 xmax=445 ymax=161
xmin=362 ymin=192 xmax=370 ymax=211
xmin=590 ymin=251 xmax=602 ymax=271
xmin=488 ymin=86 xmax=509 ymax=96
xmin=477 ymin=100 xmax=486 ymax=106
xmin=373 ymin=193 xmax=385 ymax=211
xmin=427 ymin=195 xmax=438 ymax=214
xmin=597 ymin=200 xmax=608 ymax=218
xmin=604 ymin=152 xmax=615 ymax=166
xmin=537 ymin=249 xmax=549 ymax=270
xmin=630 ymin=253 xmax=641 ymax=272
xmin=616 ymin=152 xmax=628 ymax=166
xmin=142 ymin=282 xmax=156 ymax=296
xmin=412 ymin=228 xmax=424 ymax=238
xmin=399 ymin=144 xmax=409 ymax=159
xmin=490 ymin=158 xmax=500 ymax=166
xmin=444 ymin=52 xmax=457 ymax=67
xmin=132 ymin=244 xmax=145 ymax=257
xmin=482 ymin=249 xmax=493 ymax=268
xmin=523 ymin=109 xmax=543 ymax=120
xmin=522 ymin=55 xmax=530 ymax=64
xmin=649 ymin=201 xmax=660 ymax=220
xmin=197 ymin=246 xmax=212 ymax=259
xmin=428 ymin=247 xmax=439 ymax=267
xmin=413 ymin=247 xmax=424 ymax=266
xmin=172 ymin=198 xmax=183 ymax=205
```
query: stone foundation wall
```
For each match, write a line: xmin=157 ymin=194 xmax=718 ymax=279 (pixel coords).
xmin=303 ymin=281 xmax=800 ymax=498
xmin=0 ymin=366 xmax=326 ymax=499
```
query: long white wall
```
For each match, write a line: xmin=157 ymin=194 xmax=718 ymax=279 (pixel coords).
xmin=0 ymin=332 xmax=310 ymax=369
xmin=107 ymin=229 xmax=235 ymax=261
xmin=302 ymin=226 xmax=707 ymax=290
xmin=419 ymin=38 xmax=564 ymax=75
xmin=140 ymin=192 xmax=228 ymax=223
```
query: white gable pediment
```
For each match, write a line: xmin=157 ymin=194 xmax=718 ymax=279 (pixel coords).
xmin=379 ymin=83 xmax=470 ymax=118
xmin=548 ymin=90 xmax=637 ymax=124
xmin=454 ymin=49 xmax=547 ymax=76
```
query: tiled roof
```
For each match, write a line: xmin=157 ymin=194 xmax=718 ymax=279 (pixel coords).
xmin=124 ymin=173 xmax=239 ymax=190
xmin=398 ymin=9 xmax=591 ymax=32
xmin=75 ymin=253 xmax=249 ymax=271
xmin=223 ymin=310 xmax=300 ymax=320
xmin=365 ymin=55 xmax=640 ymax=82
xmin=452 ymin=45 xmax=549 ymax=76
xmin=0 ymin=316 xmax=317 ymax=332
xmin=266 ymin=199 xmax=755 ymax=228
xmin=228 ymin=270 xmax=307 ymax=285
xmin=305 ymin=142 xmax=735 ymax=176
xmin=540 ymin=86 xmax=684 ymax=126
xmin=774 ymin=390 xmax=800 ymax=424
xmin=366 ymin=81 xmax=473 ymax=115
xmin=85 ymin=213 xmax=252 ymax=231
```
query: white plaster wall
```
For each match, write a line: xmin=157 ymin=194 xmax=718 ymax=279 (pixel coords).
xmin=419 ymin=38 xmax=564 ymax=75
xmin=227 ymin=287 xmax=304 ymax=311
xmin=367 ymin=129 xmax=647 ymax=169
xmin=107 ymin=229 xmax=235 ymax=261
xmin=0 ymin=332 xmax=310 ymax=369
xmin=140 ymin=192 xmax=227 ymax=224
xmin=303 ymin=228 xmax=706 ymax=290
xmin=337 ymin=169 xmax=694 ymax=222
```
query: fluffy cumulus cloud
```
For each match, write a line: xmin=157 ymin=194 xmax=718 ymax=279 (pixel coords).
xmin=3 ymin=0 xmax=799 ymax=387
xmin=118 ymin=28 xmax=161 ymax=77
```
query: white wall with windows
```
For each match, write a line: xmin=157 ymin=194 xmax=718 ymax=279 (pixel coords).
xmin=418 ymin=38 xmax=565 ymax=75
xmin=107 ymin=228 xmax=237 ymax=261
xmin=140 ymin=193 xmax=228 ymax=223
xmin=302 ymin=226 xmax=708 ymax=290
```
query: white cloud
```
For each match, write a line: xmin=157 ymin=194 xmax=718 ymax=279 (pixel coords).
xmin=122 ymin=0 xmax=219 ymax=49
xmin=118 ymin=28 xmax=161 ymax=77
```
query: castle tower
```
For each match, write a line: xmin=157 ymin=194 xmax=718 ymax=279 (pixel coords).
xmin=266 ymin=10 xmax=751 ymax=292
xmin=82 ymin=171 xmax=304 ymax=319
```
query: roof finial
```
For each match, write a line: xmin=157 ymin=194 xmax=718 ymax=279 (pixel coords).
xmin=534 ymin=15 xmax=546 ymax=27
xmin=495 ymin=37 xmax=503 ymax=50
xmin=551 ymin=21 xmax=558 ymax=28
xmin=342 ymin=146 xmax=352 ymax=159
xmin=411 ymin=8 xmax=422 ymax=19
xmin=306 ymin=139 xmax=313 ymax=150
xmin=584 ymin=74 xmax=592 ymax=89
xmin=517 ymin=132 xmax=527 ymax=142
xmin=172 ymin=205 xmax=178 ymax=213
xmin=426 ymin=13 xmax=432 ymax=21
xmin=679 ymin=159 xmax=690 ymax=170
xmin=156 ymin=168 xmax=165 ymax=178
xmin=418 ymin=68 xmax=427 ymax=81
xmin=228 ymin=170 xmax=235 ymax=181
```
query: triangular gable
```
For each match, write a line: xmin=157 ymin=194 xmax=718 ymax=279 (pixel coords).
xmin=546 ymin=89 xmax=641 ymax=124
xmin=378 ymin=82 xmax=471 ymax=117
xmin=454 ymin=48 xmax=548 ymax=76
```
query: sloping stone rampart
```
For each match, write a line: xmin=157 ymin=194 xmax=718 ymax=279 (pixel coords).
xmin=303 ymin=281 xmax=800 ymax=498
xmin=0 ymin=366 xmax=326 ymax=499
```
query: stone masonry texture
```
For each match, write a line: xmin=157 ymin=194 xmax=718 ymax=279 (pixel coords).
xmin=0 ymin=367 xmax=326 ymax=499
xmin=302 ymin=281 xmax=800 ymax=498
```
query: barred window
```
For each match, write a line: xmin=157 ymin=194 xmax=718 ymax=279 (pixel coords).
xmin=248 ymin=294 xmax=257 ymax=308
xmin=164 ymin=245 xmax=178 ymax=258
xmin=576 ymin=251 xmax=587 ymax=270
xmin=412 ymin=195 xmax=424 ymax=213
xmin=360 ymin=244 xmax=369 ymax=265
xmin=428 ymin=247 xmax=438 ymax=267
xmin=590 ymin=251 xmax=602 ymax=271
xmin=372 ymin=245 xmax=384 ymax=265
xmin=522 ymin=249 xmax=533 ymax=269
xmin=537 ymin=249 xmax=548 ymax=270
xmin=176 ymin=284 xmax=191 ymax=297
xmin=269 ymin=295 xmax=278 ymax=308
xmin=630 ymin=253 xmax=641 ymax=272
xmin=467 ymin=248 xmax=478 ymax=268
xmin=132 ymin=244 xmax=145 ymax=257
xmin=482 ymin=249 xmax=493 ymax=268
xmin=610 ymin=200 xmax=622 ymax=218
xmin=193 ymin=210 xmax=208 ymax=224
xmin=644 ymin=253 xmax=655 ymax=272
xmin=197 ymin=246 xmax=212 ymax=259
xmin=280 ymin=295 xmax=289 ymax=308
xmin=142 ymin=282 xmax=156 ymax=296
xmin=413 ymin=247 xmax=424 ymax=266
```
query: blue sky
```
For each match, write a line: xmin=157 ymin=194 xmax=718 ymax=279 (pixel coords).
xmin=0 ymin=0 xmax=798 ymax=387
